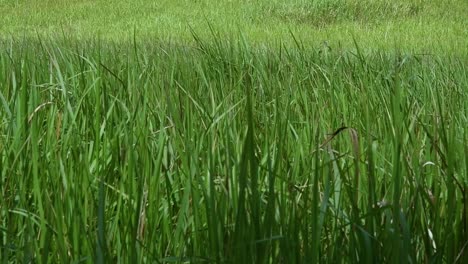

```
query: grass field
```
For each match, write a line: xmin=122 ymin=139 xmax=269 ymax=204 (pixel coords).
xmin=1 ymin=0 xmax=468 ymax=54
xmin=1 ymin=0 xmax=467 ymax=263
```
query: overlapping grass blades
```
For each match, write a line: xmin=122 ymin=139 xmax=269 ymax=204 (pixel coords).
xmin=0 ymin=35 xmax=466 ymax=262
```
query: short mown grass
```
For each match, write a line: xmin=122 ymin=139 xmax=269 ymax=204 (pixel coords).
xmin=0 ymin=34 xmax=467 ymax=262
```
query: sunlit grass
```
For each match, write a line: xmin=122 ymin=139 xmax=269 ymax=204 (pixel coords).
xmin=0 ymin=0 xmax=467 ymax=54
xmin=0 ymin=34 xmax=466 ymax=262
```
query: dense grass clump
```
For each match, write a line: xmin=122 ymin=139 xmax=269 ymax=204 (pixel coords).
xmin=0 ymin=37 xmax=467 ymax=263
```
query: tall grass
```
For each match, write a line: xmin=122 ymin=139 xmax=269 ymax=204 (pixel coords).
xmin=0 ymin=36 xmax=467 ymax=263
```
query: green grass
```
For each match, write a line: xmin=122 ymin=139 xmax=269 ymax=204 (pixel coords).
xmin=1 ymin=0 xmax=467 ymax=263
xmin=0 ymin=0 xmax=467 ymax=54
xmin=0 ymin=35 xmax=467 ymax=262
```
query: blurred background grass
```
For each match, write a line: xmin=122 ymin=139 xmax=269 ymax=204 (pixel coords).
xmin=1 ymin=0 xmax=467 ymax=54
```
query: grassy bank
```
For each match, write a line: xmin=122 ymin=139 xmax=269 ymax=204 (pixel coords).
xmin=1 ymin=0 xmax=467 ymax=54
xmin=0 ymin=37 xmax=467 ymax=262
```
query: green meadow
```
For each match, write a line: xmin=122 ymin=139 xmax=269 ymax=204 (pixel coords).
xmin=1 ymin=0 xmax=468 ymax=53
xmin=0 ymin=0 xmax=467 ymax=263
